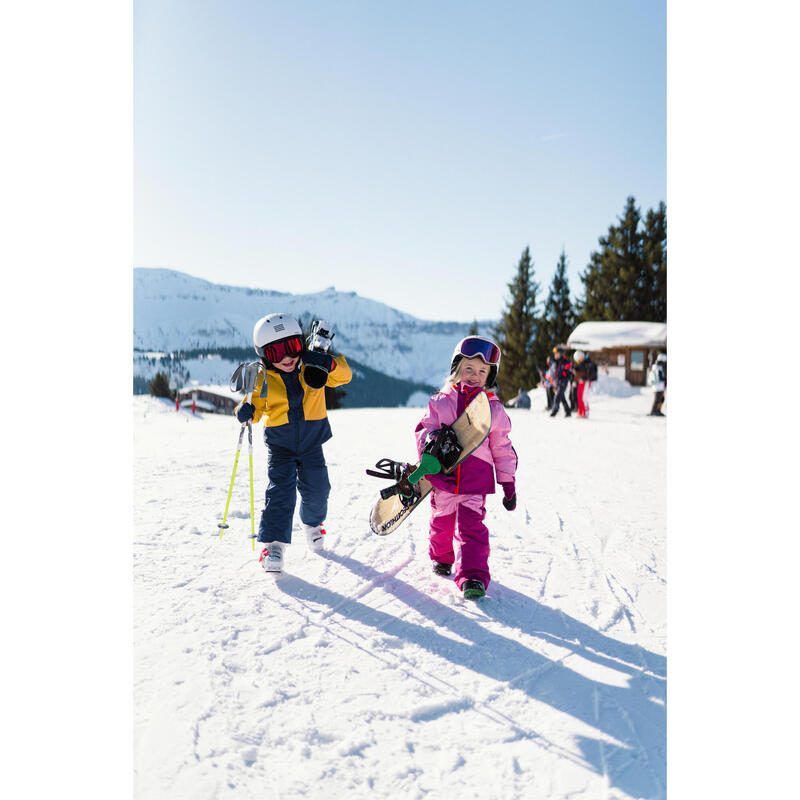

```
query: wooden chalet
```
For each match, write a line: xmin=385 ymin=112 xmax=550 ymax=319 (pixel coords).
xmin=176 ymin=384 xmax=239 ymax=415
xmin=566 ymin=321 xmax=667 ymax=386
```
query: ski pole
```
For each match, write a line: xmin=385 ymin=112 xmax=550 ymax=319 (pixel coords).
xmin=220 ymin=364 xmax=261 ymax=542
xmin=218 ymin=423 xmax=246 ymax=538
xmin=247 ymin=421 xmax=255 ymax=550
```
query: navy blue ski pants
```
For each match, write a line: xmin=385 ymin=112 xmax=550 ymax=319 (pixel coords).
xmin=257 ymin=444 xmax=330 ymax=544
xmin=551 ymin=384 xmax=571 ymax=416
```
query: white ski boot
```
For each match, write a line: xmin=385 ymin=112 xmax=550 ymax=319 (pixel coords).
xmin=303 ymin=524 xmax=326 ymax=552
xmin=259 ymin=543 xmax=284 ymax=572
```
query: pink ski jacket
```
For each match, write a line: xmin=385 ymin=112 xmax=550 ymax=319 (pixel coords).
xmin=414 ymin=383 xmax=517 ymax=496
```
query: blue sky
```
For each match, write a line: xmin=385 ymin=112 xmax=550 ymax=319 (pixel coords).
xmin=134 ymin=0 xmax=665 ymax=321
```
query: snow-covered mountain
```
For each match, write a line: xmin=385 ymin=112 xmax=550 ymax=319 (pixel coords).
xmin=134 ymin=268 xmax=494 ymax=388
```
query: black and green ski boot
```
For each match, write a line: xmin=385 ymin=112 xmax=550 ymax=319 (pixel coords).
xmin=462 ymin=579 xmax=485 ymax=599
xmin=432 ymin=562 xmax=452 ymax=577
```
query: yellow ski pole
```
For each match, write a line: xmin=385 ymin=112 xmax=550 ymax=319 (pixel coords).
xmin=218 ymin=423 xmax=246 ymax=538
xmin=221 ymin=362 xmax=261 ymax=543
xmin=247 ymin=421 xmax=255 ymax=550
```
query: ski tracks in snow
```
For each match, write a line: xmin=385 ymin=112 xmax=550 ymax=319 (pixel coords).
xmin=134 ymin=399 xmax=666 ymax=799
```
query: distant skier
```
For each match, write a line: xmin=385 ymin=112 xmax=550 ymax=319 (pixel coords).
xmin=412 ymin=336 xmax=518 ymax=599
xmin=506 ymin=387 xmax=531 ymax=409
xmin=583 ymin=352 xmax=598 ymax=415
xmin=648 ymin=353 xmax=667 ymax=416
xmin=234 ymin=314 xmax=353 ymax=572
xmin=549 ymin=346 xmax=573 ymax=418
xmin=569 ymin=353 xmax=579 ymax=412
xmin=572 ymin=350 xmax=597 ymax=418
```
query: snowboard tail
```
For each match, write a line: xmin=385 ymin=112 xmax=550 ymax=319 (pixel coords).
xmin=368 ymin=391 xmax=492 ymax=536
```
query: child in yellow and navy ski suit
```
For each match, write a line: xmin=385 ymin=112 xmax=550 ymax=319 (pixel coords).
xmin=235 ymin=313 xmax=352 ymax=571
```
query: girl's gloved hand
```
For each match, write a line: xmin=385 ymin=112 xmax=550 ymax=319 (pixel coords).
xmin=501 ymin=481 xmax=516 ymax=511
xmin=236 ymin=402 xmax=255 ymax=423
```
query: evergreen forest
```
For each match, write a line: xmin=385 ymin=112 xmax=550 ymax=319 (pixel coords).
xmin=493 ymin=195 xmax=666 ymax=400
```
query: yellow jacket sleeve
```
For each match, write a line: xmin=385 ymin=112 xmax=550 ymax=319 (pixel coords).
xmin=326 ymin=354 xmax=353 ymax=387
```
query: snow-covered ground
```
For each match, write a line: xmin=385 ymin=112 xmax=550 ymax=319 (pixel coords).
xmin=134 ymin=386 xmax=666 ymax=799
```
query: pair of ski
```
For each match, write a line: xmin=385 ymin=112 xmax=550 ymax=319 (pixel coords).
xmin=367 ymin=391 xmax=492 ymax=536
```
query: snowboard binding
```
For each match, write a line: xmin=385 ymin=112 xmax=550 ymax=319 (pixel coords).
xmin=366 ymin=459 xmax=422 ymax=507
xmin=422 ymin=424 xmax=463 ymax=471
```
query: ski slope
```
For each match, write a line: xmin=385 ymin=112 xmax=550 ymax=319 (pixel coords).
xmin=133 ymin=387 xmax=666 ymax=799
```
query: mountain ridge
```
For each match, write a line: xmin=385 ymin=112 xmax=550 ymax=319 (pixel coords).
xmin=134 ymin=268 xmax=496 ymax=404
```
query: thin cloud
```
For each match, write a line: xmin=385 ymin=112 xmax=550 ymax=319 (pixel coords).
xmin=540 ymin=133 xmax=568 ymax=142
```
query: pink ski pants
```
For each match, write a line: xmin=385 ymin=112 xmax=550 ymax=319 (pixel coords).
xmin=428 ymin=490 xmax=490 ymax=590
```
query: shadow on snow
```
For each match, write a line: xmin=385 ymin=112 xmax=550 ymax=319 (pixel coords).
xmin=275 ymin=550 xmax=666 ymax=800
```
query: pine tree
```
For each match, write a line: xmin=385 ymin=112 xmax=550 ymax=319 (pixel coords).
xmin=492 ymin=247 xmax=540 ymax=401
xmin=324 ymin=386 xmax=346 ymax=409
xmin=468 ymin=319 xmax=480 ymax=336
xmin=149 ymin=371 xmax=173 ymax=399
xmin=642 ymin=201 xmax=667 ymax=321
xmin=580 ymin=196 xmax=666 ymax=322
xmin=535 ymin=249 xmax=575 ymax=369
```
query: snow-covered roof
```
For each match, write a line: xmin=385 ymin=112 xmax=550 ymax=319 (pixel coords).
xmin=567 ymin=321 xmax=666 ymax=351
xmin=177 ymin=384 xmax=239 ymax=399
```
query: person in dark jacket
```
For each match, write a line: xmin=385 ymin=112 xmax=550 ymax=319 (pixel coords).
xmin=648 ymin=353 xmax=667 ymax=416
xmin=235 ymin=313 xmax=353 ymax=572
xmin=549 ymin=347 xmax=573 ymax=418
xmin=569 ymin=353 xmax=579 ymax=412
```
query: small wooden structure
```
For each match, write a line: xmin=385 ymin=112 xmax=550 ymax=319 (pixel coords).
xmin=567 ymin=321 xmax=667 ymax=386
xmin=176 ymin=384 xmax=239 ymax=415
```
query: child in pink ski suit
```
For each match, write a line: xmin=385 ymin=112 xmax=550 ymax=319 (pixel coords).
xmin=414 ymin=336 xmax=517 ymax=598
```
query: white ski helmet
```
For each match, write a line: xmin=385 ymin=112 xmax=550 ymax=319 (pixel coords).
xmin=573 ymin=350 xmax=585 ymax=363
xmin=253 ymin=313 xmax=303 ymax=360
xmin=656 ymin=352 xmax=667 ymax=363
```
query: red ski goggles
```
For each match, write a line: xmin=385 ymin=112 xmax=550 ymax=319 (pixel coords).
xmin=457 ymin=337 xmax=501 ymax=365
xmin=261 ymin=335 xmax=303 ymax=363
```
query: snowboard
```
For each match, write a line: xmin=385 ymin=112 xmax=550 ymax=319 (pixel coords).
xmin=367 ymin=391 xmax=492 ymax=536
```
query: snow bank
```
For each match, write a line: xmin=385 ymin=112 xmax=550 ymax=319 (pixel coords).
xmin=590 ymin=372 xmax=643 ymax=398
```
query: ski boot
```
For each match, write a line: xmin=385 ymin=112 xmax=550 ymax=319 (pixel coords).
xmin=259 ymin=543 xmax=284 ymax=573
xmin=303 ymin=524 xmax=326 ymax=552
xmin=462 ymin=579 xmax=485 ymax=599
